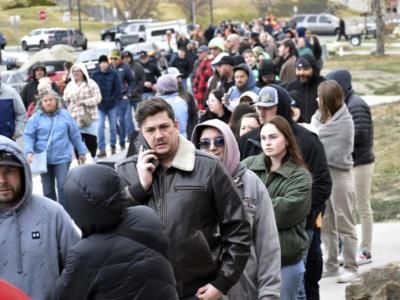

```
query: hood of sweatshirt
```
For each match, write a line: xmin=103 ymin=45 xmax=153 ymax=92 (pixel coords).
xmin=325 ymin=69 xmax=353 ymax=99
xmin=0 ymin=136 xmax=32 ymax=216
xmin=191 ymin=119 xmax=240 ymax=177
xmin=63 ymin=164 xmax=129 ymax=238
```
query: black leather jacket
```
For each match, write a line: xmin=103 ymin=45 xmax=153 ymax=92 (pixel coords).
xmin=116 ymin=137 xmax=251 ymax=297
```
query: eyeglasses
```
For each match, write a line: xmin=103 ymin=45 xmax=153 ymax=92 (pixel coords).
xmin=199 ymin=136 xmax=225 ymax=150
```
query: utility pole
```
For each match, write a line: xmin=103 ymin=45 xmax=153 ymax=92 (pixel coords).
xmin=77 ymin=0 xmax=82 ymax=32
xmin=192 ymin=0 xmax=196 ymax=25
xmin=209 ymin=0 xmax=214 ymax=25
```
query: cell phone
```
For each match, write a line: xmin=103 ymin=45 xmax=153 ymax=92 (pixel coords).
xmin=136 ymin=132 xmax=159 ymax=168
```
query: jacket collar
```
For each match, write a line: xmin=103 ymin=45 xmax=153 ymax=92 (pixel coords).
xmin=248 ymin=154 xmax=297 ymax=178
xmin=171 ymin=135 xmax=195 ymax=172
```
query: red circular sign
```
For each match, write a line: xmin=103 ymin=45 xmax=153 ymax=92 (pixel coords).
xmin=38 ymin=10 xmax=47 ymax=21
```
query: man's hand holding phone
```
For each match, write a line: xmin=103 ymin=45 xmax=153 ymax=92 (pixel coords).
xmin=136 ymin=145 xmax=158 ymax=191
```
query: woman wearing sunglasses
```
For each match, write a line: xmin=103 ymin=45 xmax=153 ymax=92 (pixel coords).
xmin=242 ymin=115 xmax=312 ymax=300
xmin=191 ymin=119 xmax=281 ymax=300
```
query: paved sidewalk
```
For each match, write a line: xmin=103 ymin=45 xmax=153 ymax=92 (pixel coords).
xmin=320 ymin=222 xmax=400 ymax=299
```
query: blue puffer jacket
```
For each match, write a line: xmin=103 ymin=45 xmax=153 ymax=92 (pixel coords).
xmin=92 ymin=67 xmax=122 ymax=111
xmin=23 ymin=108 xmax=87 ymax=165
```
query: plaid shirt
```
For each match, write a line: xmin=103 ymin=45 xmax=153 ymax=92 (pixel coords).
xmin=64 ymin=79 xmax=102 ymax=125
xmin=193 ymin=58 xmax=213 ymax=110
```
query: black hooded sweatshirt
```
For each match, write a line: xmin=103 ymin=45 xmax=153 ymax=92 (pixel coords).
xmin=51 ymin=164 xmax=178 ymax=300
xmin=286 ymin=54 xmax=325 ymax=123
xmin=238 ymin=84 xmax=332 ymax=228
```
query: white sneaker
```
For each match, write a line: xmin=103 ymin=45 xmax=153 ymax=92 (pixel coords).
xmin=338 ymin=254 xmax=344 ymax=266
xmin=337 ymin=270 xmax=357 ymax=283
xmin=322 ymin=268 xmax=340 ymax=278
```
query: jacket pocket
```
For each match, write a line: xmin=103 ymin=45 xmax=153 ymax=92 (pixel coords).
xmin=174 ymin=184 xmax=206 ymax=191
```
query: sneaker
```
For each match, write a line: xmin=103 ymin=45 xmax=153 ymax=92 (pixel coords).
xmin=111 ymin=146 xmax=116 ymax=155
xmin=337 ymin=270 xmax=357 ymax=283
xmin=356 ymin=251 xmax=372 ymax=265
xmin=338 ymin=254 xmax=344 ymax=266
xmin=97 ymin=150 xmax=107 ymax=158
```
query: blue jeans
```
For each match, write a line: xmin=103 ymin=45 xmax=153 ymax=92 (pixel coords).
xmin=40 ymin=162 xmax=70 ymax=208
xmin=281 ymin=259 xmax=305 ymax=300
xmin=126 ymin=100 xmax=139 ymax=138
xmin=117 ymin=100 xmax=129 ymax=147
xmin=98 ymin=107 xmax=118 ymax=151
xmin=298 ymin=228 xmax=315 ymax=300
xmin=142 ymin=92 xmax=155 ymax=101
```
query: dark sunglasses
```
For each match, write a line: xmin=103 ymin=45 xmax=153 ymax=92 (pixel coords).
xmin=199 ymin=136 xmax=225 ymax=149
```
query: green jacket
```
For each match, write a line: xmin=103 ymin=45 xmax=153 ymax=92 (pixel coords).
xmin=242 ymin=154 xmax=312 ymax=266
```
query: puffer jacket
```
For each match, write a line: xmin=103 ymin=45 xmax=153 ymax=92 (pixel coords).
xmin=51 ymin=164 xmax=178 ymax=300
xmin=242 ymin=155 xmax=312 ymax=266
xmin=116 ymin=136 xmax=251 ymax=298
xmin=326 ymin=69 xmax=375 ymax=166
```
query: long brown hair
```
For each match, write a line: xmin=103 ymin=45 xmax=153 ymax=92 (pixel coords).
xmin=261 ymin=115 xmax=304 ymax=169
xmin=318 ymin=80 xmax=344 ymax=123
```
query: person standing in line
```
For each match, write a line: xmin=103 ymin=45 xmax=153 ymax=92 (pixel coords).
xmin=24 ymin=85 xmax=87 ymax=207
xmin=192 ymin=119 xmax=281 ymax=300
xmin=92 ymin=55 xmax=122 ymax=158
xmin=109 ymin=49 xmax=135 ymax=151
xmin=326 ymin=70 xmax=375 ymax=265
xmin=63 ymin=63 xmax=102 ymax=161
xmin=51 ymin=164 xmax=179 ymax=300
xmin=311 ymin=80 xmax=358 ymax=283
xmin=0 ymin=76 xmax=26 ymax=140
xmin=116 ymin=98 xmax=251 ymax=300
xmin=242 ymin=116 xmax=312 ymax=300
xmin=139 ymin=51 xmax=161 ymax=101
xmin=0 ymin=135 xmax=80 ymax=300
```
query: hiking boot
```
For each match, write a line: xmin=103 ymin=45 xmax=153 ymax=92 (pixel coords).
xmin=111 ymin=146 xmax=116 ymax=155
xmin=97 ymin=150 xmax=107 ymax=158
xmin=356 ymin=251 xmax=372 ymax=265
xmin=120 ymin=144 xmax=126 ymax=151
xmin=337 ymin=270 xmax=357 ymax=283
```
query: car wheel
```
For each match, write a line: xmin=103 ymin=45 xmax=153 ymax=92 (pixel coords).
xmin=350 ymin=35 xmax=362 ymax=46
xmin=21 ymin=41 xmax=29 ymax=51
xmin=115 ymin=40 xmax=122 ymax=50
xmin=104 ymin=34 xmax=113 ymax=42
xmin=39 ymin=40 xmax=45 ymax=49
xmin=82 ymin=40 xmax=87 ymax=50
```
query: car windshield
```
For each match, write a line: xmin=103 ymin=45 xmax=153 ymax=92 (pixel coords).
xmin=77 ymin=49 xmax=109 ymax=62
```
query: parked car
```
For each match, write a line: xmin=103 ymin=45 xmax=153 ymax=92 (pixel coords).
xmin=0 ymin=32 xmax=6 ymax=49
xmin=292 ymin=13 xmax=340 ymax=35
xmin=20 ymin=28 xmax=61 ymax=51
xmin=100 ymin=19 xmax=154 ymax=41
xmin=0 ymin=50 xmax=29 ymax=70
xmin=48 ymin=28 xmax=88 ymax=49
xmin=0 ymin=70 xmax=27 ymax=93
xmin=115 ymin=23 xmax=147 ymax=49
xmin=76 ymin=48 xmax=112 ymax=76
xmin=123 ymin=41 xmax=158 ymax=59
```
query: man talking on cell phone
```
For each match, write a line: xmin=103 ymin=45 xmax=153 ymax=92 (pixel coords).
xmin=116 ymin=98 xmax=251 ymax=300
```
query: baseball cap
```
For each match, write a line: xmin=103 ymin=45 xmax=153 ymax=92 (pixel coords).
xmin=211 ymin=52 xmax=229 ymax=65
xmin=139 ymin=50 xmax=148 ymax=58
xmin=0 ymin=151 xmax=22 ymax=167
xmin=253 ymin=86 xmax=279 ymax=108
xmin=197 ymin=45 xmax=209 ymax=54
xmin=214 ymin=55 xmax=235 ymax=66
xmin=296 ymin=57 xmax=312 ymax=69
xmin=109 ymin=49 xmax=121 ymax=59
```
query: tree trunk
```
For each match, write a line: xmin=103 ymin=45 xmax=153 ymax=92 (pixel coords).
xmin=373 ymin=0 xmax=385 ymax=55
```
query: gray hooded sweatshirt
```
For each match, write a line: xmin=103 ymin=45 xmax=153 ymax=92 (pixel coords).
xmin=0 ymin=135 xmax=80 ymax=300
xmin=192 ymin=119 xmax=281 ymax=300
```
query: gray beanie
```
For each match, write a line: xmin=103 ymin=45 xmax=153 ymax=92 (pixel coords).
xmin=156 ymin=74 xmax=178 ymax=95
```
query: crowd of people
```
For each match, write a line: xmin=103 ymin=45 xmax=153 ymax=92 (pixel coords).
xmin=0 ymin=16 xmax=375 ymax=300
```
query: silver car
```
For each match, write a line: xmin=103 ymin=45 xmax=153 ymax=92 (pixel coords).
xmin=292 ymin=14 xmax=340 ymax=35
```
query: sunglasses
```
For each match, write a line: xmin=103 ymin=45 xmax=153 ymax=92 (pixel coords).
xmin=199 ymin=136 xmax=225 ymax=150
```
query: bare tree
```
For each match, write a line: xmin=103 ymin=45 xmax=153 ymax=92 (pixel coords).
xmin=372 ymin=0 xmax=385 ymax=55
xmin=172 ymin=0 xmax=209 ymax=23
xmin=251 ymin=0 xmax=272 ymax=17
xmin=114 ymin=0 xmax=160 ymax=19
